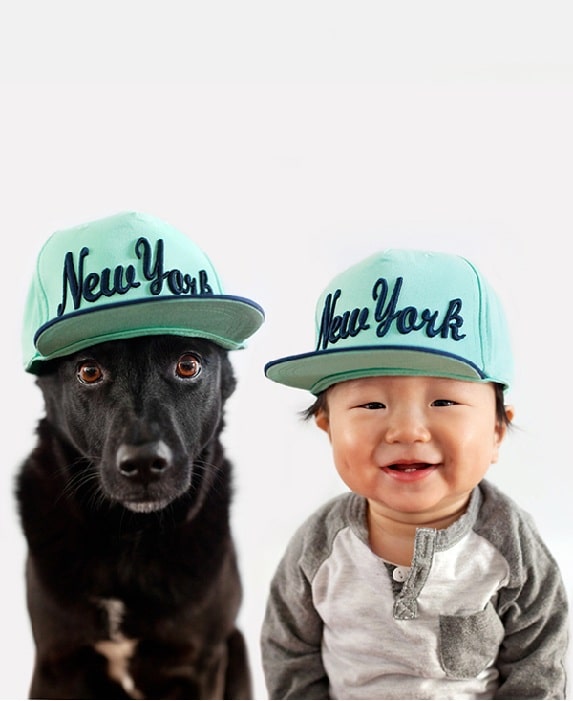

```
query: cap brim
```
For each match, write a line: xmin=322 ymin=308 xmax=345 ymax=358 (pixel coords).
xmin=29 ymin=295 xmax=265 ymax=372
xmin=265 ymin=345 xmax=487 ymax=395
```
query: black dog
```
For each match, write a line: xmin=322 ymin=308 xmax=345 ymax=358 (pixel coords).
xmin=16 ymin=334 xmax=251 ymax=699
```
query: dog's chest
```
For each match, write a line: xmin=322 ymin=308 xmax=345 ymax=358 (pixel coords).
xmin=94 ymin=598 xmax=142 ymax=699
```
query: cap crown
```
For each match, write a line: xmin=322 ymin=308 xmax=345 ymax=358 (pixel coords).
xmin=265 ymin=249 xmax=513 ymax=393
xmin=23 ymin=211 xmax=264 ymax=372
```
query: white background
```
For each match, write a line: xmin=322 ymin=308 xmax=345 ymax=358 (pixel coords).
xmin=1 ymin=2 xmax=572 ymax=698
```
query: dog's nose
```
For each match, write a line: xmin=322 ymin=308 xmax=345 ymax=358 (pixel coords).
xmin=116 ymin=441 xmax=173 ymax=483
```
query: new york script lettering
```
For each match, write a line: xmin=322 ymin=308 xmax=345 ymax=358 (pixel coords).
xmin=316 ymin=277 xmax=466 ymax=350
xmin=56 ymin=237 xmax=213 ymax=317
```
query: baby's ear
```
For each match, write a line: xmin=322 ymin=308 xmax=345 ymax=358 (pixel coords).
xmin=498 ymin=404 xmax=515 ymax=442
xmin=315 ymin=409 xmax=330 ymax=434
xmin=492 ymin=404 xmax=514 ymax=463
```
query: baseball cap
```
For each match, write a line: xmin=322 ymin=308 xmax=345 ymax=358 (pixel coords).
xmin=23 ymin=211 xmax=265 ymax=373
xmin=265 ymin=249 xmax=513 ymax=394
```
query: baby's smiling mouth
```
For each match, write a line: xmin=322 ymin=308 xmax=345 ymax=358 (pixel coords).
xmin=386 ymin=461 xmax=435 ymax=473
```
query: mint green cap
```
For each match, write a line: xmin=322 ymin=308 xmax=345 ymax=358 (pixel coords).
xmin=23 ymin=211 xmax=265 ymax=373
xmin=265 ymin=249 xmax=513 ymax=394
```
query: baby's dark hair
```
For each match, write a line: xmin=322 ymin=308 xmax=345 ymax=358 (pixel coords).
xmin=302 ymin=382 xmax=512 ymax=428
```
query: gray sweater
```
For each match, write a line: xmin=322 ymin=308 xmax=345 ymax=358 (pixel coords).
xmin=261 ymin=480 xmax=568 ymax=699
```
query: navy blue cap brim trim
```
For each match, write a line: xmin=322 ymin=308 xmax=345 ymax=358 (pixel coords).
xmin=34 ymin=294 xmax=265 ymax=346
xmin=264 ymin=344 xmax=507 ymax=395
xmin=28 ymin=294 xmax=265 ymax=372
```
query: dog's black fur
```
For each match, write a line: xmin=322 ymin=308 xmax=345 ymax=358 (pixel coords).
xmin=16 ymin=335 xmax=251 ymax=700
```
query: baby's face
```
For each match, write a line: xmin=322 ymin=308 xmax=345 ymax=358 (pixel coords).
xmin=315 ymin=375 xmax=510 ymax=527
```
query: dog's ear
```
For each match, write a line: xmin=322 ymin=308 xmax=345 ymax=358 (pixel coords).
xmin=220 ymin=354 xmax=237 ymax=401
xmin=34 ymin=358 xmax=59 ymax=378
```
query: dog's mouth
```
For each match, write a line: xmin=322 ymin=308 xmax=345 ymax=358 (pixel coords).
xmin=103 ymin=463 xmax=194 ymax=515
xmin=122 ymin=498 xmax=174 ymax=514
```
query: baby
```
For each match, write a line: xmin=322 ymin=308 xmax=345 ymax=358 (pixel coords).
xmin=261 ymin=249 xmax=568 ymax=699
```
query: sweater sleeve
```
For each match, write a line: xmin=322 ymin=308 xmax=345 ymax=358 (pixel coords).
xmin=477 ymin=482 xmax=568 ymax=699
xmin=261 ymin=502 xmax=343 ymax=700
xmin=494 ymin=529 xmax=568 ymax=699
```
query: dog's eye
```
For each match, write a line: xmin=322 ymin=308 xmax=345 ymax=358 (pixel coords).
xmin=77 ymin=361 xmax=104 ymax=384
xmin=176 ymin=353 xmax=202 ymax=379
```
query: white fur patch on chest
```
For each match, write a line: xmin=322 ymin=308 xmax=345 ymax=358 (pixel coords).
xmin=94 ymin=598 xmax=142 ymax=699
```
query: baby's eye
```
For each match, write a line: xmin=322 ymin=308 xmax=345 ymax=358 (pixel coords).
xmin=432 ymin=399 xmax=457 ymax=407
xmin=360 ymin=402 xmax=386 ymax=410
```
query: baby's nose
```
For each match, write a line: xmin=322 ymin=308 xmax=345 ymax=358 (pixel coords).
xmin=383 ymin=409 xmax=431 ymax=444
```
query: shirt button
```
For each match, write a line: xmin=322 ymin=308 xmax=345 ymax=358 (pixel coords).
xmin=393 ymin=566 xmax=409 ymax=582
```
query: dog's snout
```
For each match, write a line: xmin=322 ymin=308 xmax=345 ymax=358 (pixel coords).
xmin=116 ymin=441 xmax=173 ymax=482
